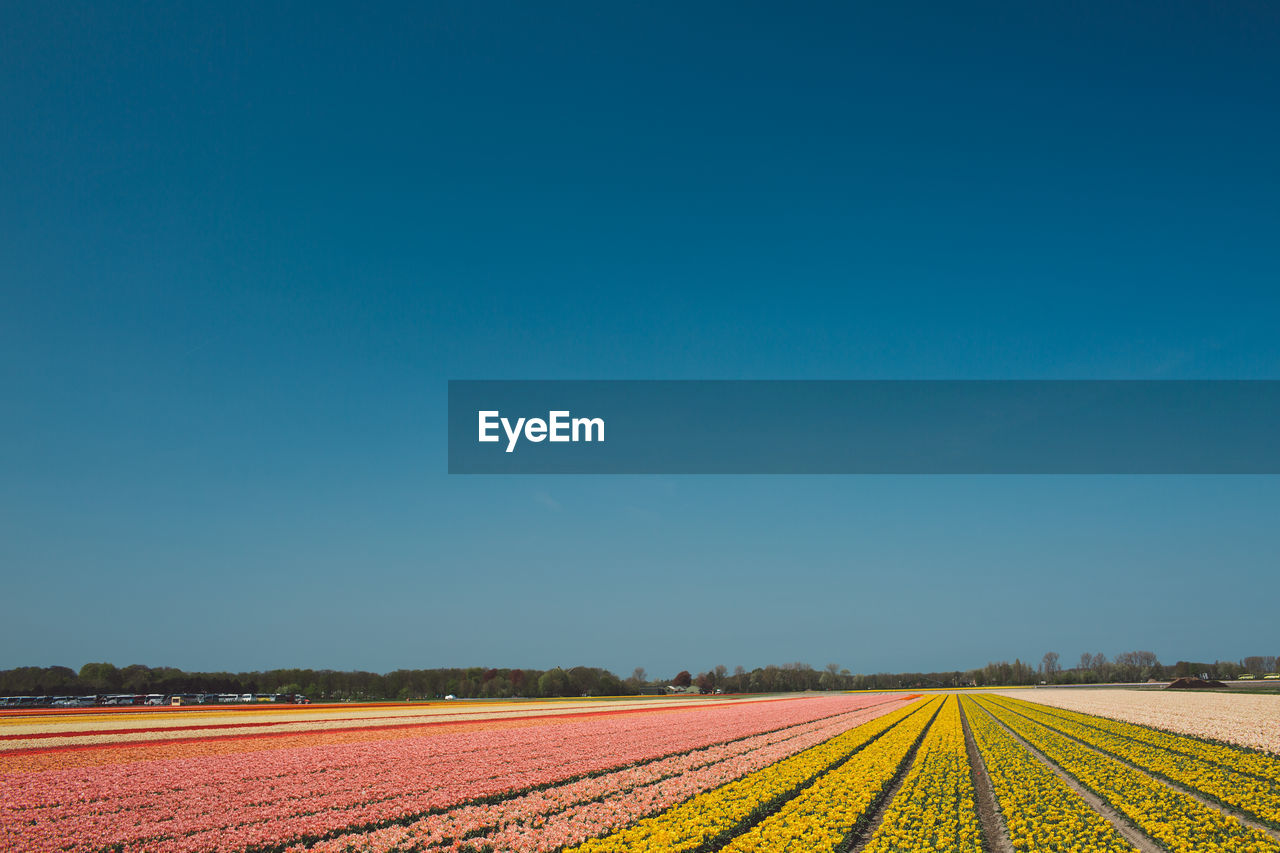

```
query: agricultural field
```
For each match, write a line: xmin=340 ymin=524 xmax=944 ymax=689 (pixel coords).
xmin=2 ymin=690 xmax=1279 ymax=852
xmin=994 ymin=687 xmax=1280 ymax=755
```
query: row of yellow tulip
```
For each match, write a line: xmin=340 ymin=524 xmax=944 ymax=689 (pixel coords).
xmin=565 ymin=697 xmax=933 ymax=853
xmin=974 ymin=696 xmax=1280 ymax=853
xmin=992 ymin=696 xmax=1280 ymax=828
xmin=961 ymin=696 xmax=1135 ymax=852
xmin=719 ymin=695 xmax=944 ymax=852
xmin=858 ymin=695 xmax=982 ymax=853
xmin=1000 ymin=694 xmax=1280 ymax=789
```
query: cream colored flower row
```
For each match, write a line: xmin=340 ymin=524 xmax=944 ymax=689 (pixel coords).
xmin=995 ymin=695 xmax=1280 ymax=828
xmin=565 ymin=697 xmax=935 ymax=853
xmin=1003 ymin=694 xmax=1280 ymax=788
xmin=0 ymin=695 xmax=784 ymax=737
xmin=961 ymin=696 xmax=1134 ymax=853
xmin=859 ymin=695 xmax=982 ymax=853
xmin=975 ymin=696 xmax=1280 ymax=853
xmin=0 ymin=716 xmax=473 ymax=750
xmin=997 ymin=688 xmax=1280 ymax=755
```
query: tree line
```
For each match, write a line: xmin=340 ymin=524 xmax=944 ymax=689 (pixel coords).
xmin=1 ymin=662 xmax=851 ymax=699
xmin=2 ymin=652 xmax=1274 ymax=700
xmin=1037 ymin=651 xmax=1278 ymax=685
xmin=0 ymin=663 xmax=633 ymax=701
xmin=668 ymin=651 xmax=1274 ymax=692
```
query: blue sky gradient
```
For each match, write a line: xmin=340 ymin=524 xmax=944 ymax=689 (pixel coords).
xmin=3 ymin=2 xmax=1278 ymax=677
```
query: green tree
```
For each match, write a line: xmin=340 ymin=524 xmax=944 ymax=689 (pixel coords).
xmin=537 ymin=668 xmax=571 ymax=697
xmin=79 ymin=662 xmax=122 ymax=692
xmin=120 ymin=664 xmax=153 ymax=692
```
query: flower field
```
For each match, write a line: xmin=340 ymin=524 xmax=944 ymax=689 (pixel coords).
xmin=993 ymin=688 xmax=1280 ymax=755
xmin=3 ymin=690 xmax=1279 ymax=852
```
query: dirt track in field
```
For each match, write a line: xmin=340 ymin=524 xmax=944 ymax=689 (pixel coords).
xmin=990 ymin=699 xmax=1280 ymax=847
xmin=959 ymin=701 xmax=1014 ymax=853
xmin=976 ymin=703 xmax=1165 ymax=853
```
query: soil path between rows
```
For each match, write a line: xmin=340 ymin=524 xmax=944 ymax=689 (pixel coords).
xmin=998 ymin=698 xmax=1280 ymax=846
xmin=973 ymin=702 xmax=1162 ymax=853
xmin=844 ymin=701 xmax=942 ymax=853
xmin=958 ymin=701 xmax=1014 ymax=853
xmin=843 ymin=740 xmax=918 ymax=853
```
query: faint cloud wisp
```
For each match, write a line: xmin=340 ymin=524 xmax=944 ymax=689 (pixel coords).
xmin=534 ymin=491 xmax=562 ymax=512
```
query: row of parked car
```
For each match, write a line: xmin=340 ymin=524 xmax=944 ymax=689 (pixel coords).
xmin=0 ymin=693 xmax=309 ymax=708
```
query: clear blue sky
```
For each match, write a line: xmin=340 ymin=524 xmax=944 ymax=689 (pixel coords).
xmin=3 ymin=2 xmax=1278 ymax=678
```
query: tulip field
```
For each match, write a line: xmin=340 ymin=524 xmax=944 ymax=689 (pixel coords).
xmin=2 ymin=690 xmax=1279 ymax=852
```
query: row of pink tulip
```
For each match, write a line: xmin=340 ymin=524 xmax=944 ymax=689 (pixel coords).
xmin=2 ymin=695 xmax=901 ymax=853
xmin=297 ymin=701 xmax=902 ymax=853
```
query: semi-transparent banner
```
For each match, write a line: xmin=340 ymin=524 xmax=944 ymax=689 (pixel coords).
xmin=447 ymin=380 xmax=1280 ymax=474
